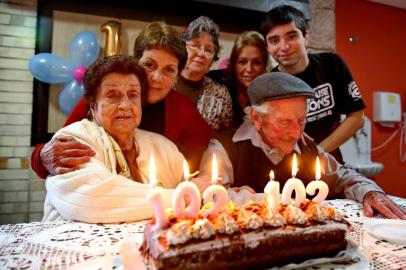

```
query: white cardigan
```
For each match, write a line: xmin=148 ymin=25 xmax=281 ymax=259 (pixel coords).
xmin=43 ymin=119 xmax=184 ymax=223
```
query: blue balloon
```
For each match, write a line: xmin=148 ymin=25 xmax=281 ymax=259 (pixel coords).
xmin=69 ymin=31 xmax=100 ymax=67
xmin=28 ymin=53 xmax=74 ymax=84
xmin=58 ymin=80 xmax=84 ymax=115
xmin=28 ymin=31 xmax=100 ymax=114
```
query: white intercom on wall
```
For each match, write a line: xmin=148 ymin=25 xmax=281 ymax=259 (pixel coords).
xmin=373 ymin=91 xmax=401 ymax=126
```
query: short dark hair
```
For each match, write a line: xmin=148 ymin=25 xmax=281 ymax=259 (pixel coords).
xmin=226 ymin=31 xmax=268 ymax=85
xmin=133 ymin=21 xmax=187 ymax=73
xmin=84 ymin=55 xmax=148 ymax=106
xmin=260 ymin=5 xmax=308 ymax=38
xmin=183 ymin=16 xmax=222 ymax=61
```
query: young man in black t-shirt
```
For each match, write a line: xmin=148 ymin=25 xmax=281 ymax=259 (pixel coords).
xmin=260 ymin=5 xmax=365 ymax=163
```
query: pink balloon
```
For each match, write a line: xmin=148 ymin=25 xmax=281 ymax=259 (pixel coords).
xmin=218 ymin=58 xmax=229 ymax=69
xmin=71 ymin=66 xmax=86 ymax=82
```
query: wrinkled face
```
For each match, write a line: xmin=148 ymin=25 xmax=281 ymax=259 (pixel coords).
xmin=185 ymin=32 xmax=215 ymax=75
xmin=266 ymin=21 xmax=308 ymax=69
xmin=138 ymin=49 xmax=179 ymax=104
xmin=92 ymin=72 xmax=142 ymax=137
xmin=235 ymin=45 xmax=267 ymax=88
xmin=251 ymin=97 xmax=307 ymax=154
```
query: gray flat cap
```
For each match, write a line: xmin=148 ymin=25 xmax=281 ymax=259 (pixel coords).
xmin=248 ymin=72 xmax=315 ymax=105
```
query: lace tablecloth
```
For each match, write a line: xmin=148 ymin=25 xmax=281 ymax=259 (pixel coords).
xmin=1 ymin=198 xmax=405 ymax=270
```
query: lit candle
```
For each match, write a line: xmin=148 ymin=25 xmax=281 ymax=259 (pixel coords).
xmin=264 ymin=170 xmax=280 ymax=212
xmin=281 ymin=153 xmax=306 ymax=207
xmin=172 ymin=159 xmax=201 ymax=218
xmin=183 ymin=159 xmax=190 ymax=181
xmin=202 ymin=154 xmax=228 ymax=218
xmin=146 ymin=155 xmax=168 ymax=231
xmin=306 ymin=156 xmax=329 ymax=203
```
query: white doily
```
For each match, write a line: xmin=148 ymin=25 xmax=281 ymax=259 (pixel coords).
xmin=0 ymin=199 xmax=405 ymax=270
xmin=0 ymin=221 xmax=147 ymax=269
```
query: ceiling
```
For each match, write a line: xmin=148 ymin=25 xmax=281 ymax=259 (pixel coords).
xmin=366 ymin=0 xmax=406 ymax=10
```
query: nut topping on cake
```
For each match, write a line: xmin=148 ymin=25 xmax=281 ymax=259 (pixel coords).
xmin=305 ymin=203 xmax=327 ymax=222
xmin=237 ymin=208 xmax=263 ymax=230
xmin=282 ymin=205 xmax=308 ymax=225
xmin=325 ymin=206 xmax=343 ymax=221
xmin=190 ymin=218 xmax=216 ymax=239
xmin=213 ymin=212 xmax=239 ymax=235
xmin=261 ymin=207 xmax=286 ymax=227
xmin=166 ymin=220 xmax=193 ymax=245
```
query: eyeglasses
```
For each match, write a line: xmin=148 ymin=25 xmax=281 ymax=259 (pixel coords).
xmin=186 ymin=44 xmax=215 ymax=59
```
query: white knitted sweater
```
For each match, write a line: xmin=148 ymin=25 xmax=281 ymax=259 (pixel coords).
xmin=43 ymin=119 xmax=184 ymax=223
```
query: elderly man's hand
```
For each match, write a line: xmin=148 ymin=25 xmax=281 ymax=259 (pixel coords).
xmin=41 ymin=135 xmax=95 ymax=175
xmin=363 ymin=191 xmax=406 ymax=219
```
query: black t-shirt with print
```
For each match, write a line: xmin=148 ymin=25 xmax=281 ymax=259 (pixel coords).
xmin=273 ymin=53 xmax=366 ymax=163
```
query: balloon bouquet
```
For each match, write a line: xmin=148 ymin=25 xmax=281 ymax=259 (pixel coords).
xmin=29 ymin=31 xmax=100 ymax=115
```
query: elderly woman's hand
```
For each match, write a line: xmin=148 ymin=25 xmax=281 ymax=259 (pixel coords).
xmin=40 ymin=135 xmax=95 ymax=175
xmin=363 ymin=191 xmax=406 ymax=219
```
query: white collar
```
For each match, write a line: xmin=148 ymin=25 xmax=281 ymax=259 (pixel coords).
xmin=232 ymin=119 xmax=301 ymax=165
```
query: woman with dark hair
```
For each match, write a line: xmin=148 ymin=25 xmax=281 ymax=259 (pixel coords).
xmin=210 ymin=31 xmax=269 ymax=128
xmin=175 ymin=16 xmax=233 ymax=131
xmin=31 ymin=22 xmax=212 ymax=178
xmin=43 ymin=55 xmax=185 ymax=223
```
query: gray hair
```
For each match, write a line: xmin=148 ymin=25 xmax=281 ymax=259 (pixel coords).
xmin=183 ymin=16 xmax=221 ymax=61
xmin=251 ymin=102 xmax=274 ymax=115
xmin=251 ymin=98 xmax=310 ymax=116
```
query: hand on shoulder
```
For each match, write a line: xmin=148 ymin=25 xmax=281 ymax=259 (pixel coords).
xmin=40 ymin=135 xmax=95 ymax=175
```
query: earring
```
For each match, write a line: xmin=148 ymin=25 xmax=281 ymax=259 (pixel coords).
xmin=89 ymin=108 xmax=95 ymax=120
xmin=172 ymin=77 xmax=178 ymax=89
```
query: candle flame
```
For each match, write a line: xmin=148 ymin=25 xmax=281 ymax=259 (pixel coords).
xmin=149 ymin=154 xmax=157 ymax=187
xmin=183 ymin=159 xmax=190 ymax=181
xmin=316 ymin=156 xmax=321 ymax=180
xmin=292 ymin=153 xmax=298 ymax=177
xmin=211 ymin=154 xmax=218 ymax=185
xmin=269 ymin=170 xmax=275 ymax=181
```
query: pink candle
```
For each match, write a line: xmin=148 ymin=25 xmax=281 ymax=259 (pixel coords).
xmin=202 ymin=154 xmax=228 ymax=218
xmin=146 ymin=155 xmax=168 ymax=231
xmin=172 ymin=160 xmax=201 ymax=218
xmin=306 ymin=156 xmax=329 ymax=203
xmin=264 ymin=170 xmax=280 ymax=212
xmin=281 ymin=154 xmax=306 ymax=207
xmin=147 ymin=187 xmax=167 ymax=231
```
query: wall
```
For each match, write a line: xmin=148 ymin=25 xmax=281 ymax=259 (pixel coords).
xmin=0 ymin=0 xmax=45 ymax=224
xmin=308 ymin=0 xmax=335 ymax=52
xmin=336 ymin=0 xmax=406 ymax=197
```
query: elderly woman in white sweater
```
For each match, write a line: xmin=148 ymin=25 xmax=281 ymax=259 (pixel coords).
xmin=43 ymin=55 xmax=185 ymax=223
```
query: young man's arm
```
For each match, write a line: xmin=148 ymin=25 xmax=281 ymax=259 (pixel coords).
xmin=319 ymin=109 xmax=364 ymax=153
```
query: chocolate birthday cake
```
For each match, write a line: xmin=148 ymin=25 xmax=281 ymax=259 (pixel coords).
xmin=140 ymin=199 xmax=349 ymax=270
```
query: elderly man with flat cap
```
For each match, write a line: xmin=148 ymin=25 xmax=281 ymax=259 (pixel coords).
xmin=199 ymin=72 xmax=406 ymax=219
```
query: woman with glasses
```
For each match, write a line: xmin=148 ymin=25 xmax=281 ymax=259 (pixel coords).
xmin=31 ymin=22 xmax=213 ymax=180
xmin=175 ymin=16 xmax=233 ymax=131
